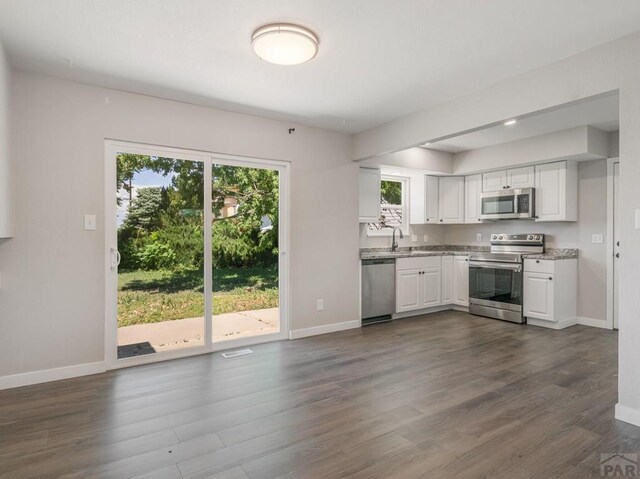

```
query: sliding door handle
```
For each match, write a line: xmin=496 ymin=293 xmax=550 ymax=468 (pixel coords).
xmin=110 ymin=248 xmax=121 ymax=270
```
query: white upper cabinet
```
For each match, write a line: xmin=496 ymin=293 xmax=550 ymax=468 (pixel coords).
xmin=424 ymin=175 xmax=439 ymax=223
xmin=507 ymin=166 xmax=535 ymax=189
xmin=409 ymin=175 xmax=438 ymax=224
xmin=482 ymin=170 xmax=508 ymax=192
xmin=358 ymin=168 xmax=380 ymax=223
xmin=534 ymin=161 xmax=577 ymax=222
xmin=438 ymin=176 xmax=465 ymax=224
xmin=483 ymin=166 xmax=534 ymax=191
xmin=464 ymin=174 xmax=482 ymax=224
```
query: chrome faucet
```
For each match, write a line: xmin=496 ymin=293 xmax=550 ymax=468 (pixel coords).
xmin=391 ymin=227 xmax=404 ymax=252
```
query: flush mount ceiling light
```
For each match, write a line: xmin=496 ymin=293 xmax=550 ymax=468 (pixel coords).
xmin=251 ymin=23 xmax=319 ymax=65
xmin=504 ymin=119 xmax=517 ymax=126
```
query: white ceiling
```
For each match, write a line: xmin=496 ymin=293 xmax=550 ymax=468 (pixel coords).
xmin=424 ymin=93 xmax=619 ymax=153
xmin=0 ymin=1 xmax=639 ymax=133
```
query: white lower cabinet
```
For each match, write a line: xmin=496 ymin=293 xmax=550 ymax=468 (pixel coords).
xmin=396 ymin=269 xmax=421 ymax=313
xmin=396 ymin=256 xmax=442 ymax=313
xmin=523 ymin=259 xmax=577 ymax=329
xmin=441 ymin=256 xmax=453 ymax=305
xmin=453 ymin=256 xmax=469 ymax=306
xmin=523 ymin=272 xmax=554 ymax=321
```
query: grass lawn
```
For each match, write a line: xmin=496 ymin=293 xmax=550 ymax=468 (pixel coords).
xmin=117 ymin=266 xmax=278 ymax=327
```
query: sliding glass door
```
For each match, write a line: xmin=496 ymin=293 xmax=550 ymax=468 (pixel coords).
xmin=106 ymin=142 xmax=288 ymax=366
xmin=211 ymin=163 xmax=281 ymax=342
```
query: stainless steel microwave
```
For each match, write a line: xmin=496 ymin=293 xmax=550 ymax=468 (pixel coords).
xmin=480 ymin=188 xmax=535 ymax=220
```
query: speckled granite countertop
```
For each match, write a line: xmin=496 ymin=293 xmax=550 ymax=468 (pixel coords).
xmin=360 ymin=246 xmax=578 ymax=261
xmin=522 ymin=248 xmax=578 ymax=260
xmin=360 ymin=245 xmax=486 ymax=260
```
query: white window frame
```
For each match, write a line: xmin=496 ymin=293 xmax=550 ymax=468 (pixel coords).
xmin=367 ymin=175 xmax=409 ymax=237
xmin=104 ymin=140 xmax=291 ymax=370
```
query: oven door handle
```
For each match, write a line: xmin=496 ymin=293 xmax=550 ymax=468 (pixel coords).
xmin=469 ymin=261 xmax=522 ymax=272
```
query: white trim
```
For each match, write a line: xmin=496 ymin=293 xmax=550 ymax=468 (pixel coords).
xmin=393 ymin=304 xmax=452 ymax=319
xmin=0 ymin=362 xmax=106 ymax=391
xmin=104 ymin=140 xmax=291 ymax=371
xmin=576 ymin=316 xmax=609 ymax=329
xmin=289 ymin=320 xmax=361 ymax=339
xmin=527 ymin=317 xmax=577 ymax=330
xmin=615 ymin=403 xmax=640 ymax=428
xmin=606 ymin=157 xmax=619 ymax=330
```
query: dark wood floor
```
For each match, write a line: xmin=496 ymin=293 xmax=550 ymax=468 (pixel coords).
xmin=1 ymin=311 xmax=638 ymax=478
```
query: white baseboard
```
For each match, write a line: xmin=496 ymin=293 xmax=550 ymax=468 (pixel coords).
xmin=289 ymin=320 xmax=361 ymax=340
xmin=527 ymin=317 xmax=577 ymax=330
xmin=0 ymin=361 xmax=106 ymax=391
xmin=615 ymin=403 xmax=640 ymax=427
xmin=577 ymin=316 xmax=610 ymax=329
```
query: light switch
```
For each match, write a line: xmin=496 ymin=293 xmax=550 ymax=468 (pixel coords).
xmin=84 ymin=215 xmax=97 ymax=231
xmin=411 ymin=234 xmax=417 ymax=242
xmin=476 ymin=233 xmax=482 ymax=243
xmin=592 ymin=234 xmax=604 ymax=244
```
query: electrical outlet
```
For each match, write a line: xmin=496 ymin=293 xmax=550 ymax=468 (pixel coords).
xmin=84 ymin=215 xmax=97 ymax=231
xmin=316 ymin=299 xmax=324 ymax=311
xmin=411 ymin=234 xmax=417 ymax=242
xmin=423 ymin=234 xmax=429 ymax=242
xmin=476 ymin=233 xmax=482 ymax=243
xmin=592 ymin=234 xmax=604 ymax=244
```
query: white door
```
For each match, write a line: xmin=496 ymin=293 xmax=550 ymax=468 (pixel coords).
xmin=464 ymin=174 xmax=482 ymax=224
xmin=613 ymin=161 xmax=620 ymax=329
xmin=453 ymin=256 xmax=469 ymax=306
xmin=421 ymin=268 xmax=442 ymax=308
xmin=507 ymin=166 xmax=535 ymax=189
xmin=438 ymin=177 xmax=464 ymax=224
xmin=523 ymin=271 xmax=554 ymax=321
xmin=396 ymin=269 xmax=421 ymax=313
xmin=482 ymin=170 xmax=507 ymax=192
xmin=441 ymin=256 xmax=454 ymax=305
xmin=424 ymin=175 xmax=439 ymax=223
xmin=535 ymin=162 xmax=566 ymax=221
xmin=359 ymin=168 xmax=381 ymax=222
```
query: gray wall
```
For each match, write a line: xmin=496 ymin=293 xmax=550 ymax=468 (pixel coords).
xmin=0 ymin=71 xmax=359 ymax=377
xmin=0 ymin=40 xmax=11 ymax=237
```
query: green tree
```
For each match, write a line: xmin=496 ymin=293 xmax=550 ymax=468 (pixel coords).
xmin=123 ymin=187 xmax=167 ymax=231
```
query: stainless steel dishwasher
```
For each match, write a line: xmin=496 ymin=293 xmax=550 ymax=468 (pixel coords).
xmin=361 ymin=258 xmax=396 ymax=325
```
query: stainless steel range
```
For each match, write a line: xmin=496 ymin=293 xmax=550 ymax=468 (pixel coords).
xmin=469 ymin=233 xmax=544 ymax=323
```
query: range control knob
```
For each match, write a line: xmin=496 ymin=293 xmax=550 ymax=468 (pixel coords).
xmin=491 ymin=235 xmax=497 ymax=240
xmin=535 ymin=235 xmax=541 ymax=240
xmin=498 ymin=235 xmax=504 ymax=240
xmin=527 ymin=235 xmax=533 ymax=240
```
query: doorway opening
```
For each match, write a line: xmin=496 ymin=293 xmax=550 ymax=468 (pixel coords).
xmin=105 ymin=142 xmax=289 ymax=366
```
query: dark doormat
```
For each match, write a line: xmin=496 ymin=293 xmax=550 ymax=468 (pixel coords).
xmin=118 ymin=342 xmax=157 ymax=359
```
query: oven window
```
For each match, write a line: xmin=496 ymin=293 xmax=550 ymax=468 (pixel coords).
xmin=482 ymin=196 xmax=515 ymax=215
xmin=469 ymin=266 xmax=522 ymax=305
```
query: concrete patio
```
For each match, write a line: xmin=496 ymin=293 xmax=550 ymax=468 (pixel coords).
xmin=117 ymin=307 xmax=280 ymax=353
